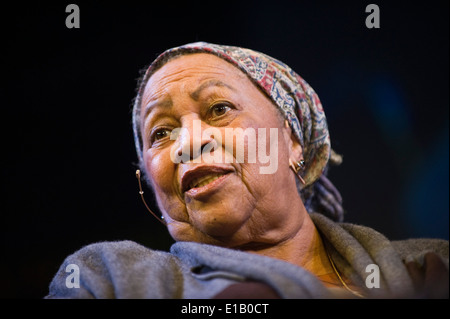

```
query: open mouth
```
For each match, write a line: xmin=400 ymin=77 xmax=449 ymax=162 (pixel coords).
xmin=181 ymin=166 xmax=234 ymax=194
xmin=188 ymin=173 xmax=227 ymax=190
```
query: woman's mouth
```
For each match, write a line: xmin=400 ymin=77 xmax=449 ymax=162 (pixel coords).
xmin=189 ymin=173 xmax=226 ymax=189
xmin=181 ymin=166 xmax=234 ymax=200
xmin=185 ymin=173 xmax=231 ymax=199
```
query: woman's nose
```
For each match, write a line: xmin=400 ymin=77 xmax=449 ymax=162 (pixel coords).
xmin=174 ymin=119 xmax=218 ymax=163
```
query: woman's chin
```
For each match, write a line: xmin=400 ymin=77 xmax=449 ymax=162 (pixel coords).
xmin=169 ymin=218 xmax=248 ymax=247
xmin=182 ymin=187 xmax=253 ymax=238
xmin=191 ymin=209 xmax=248 ymax=238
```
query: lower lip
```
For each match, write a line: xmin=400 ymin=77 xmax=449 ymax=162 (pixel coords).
xmin=185 ymin=173 xmax=231 ymax=199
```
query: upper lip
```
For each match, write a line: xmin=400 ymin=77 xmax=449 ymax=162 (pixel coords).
xmin=180 ymin=165 xmax=234 ymax=193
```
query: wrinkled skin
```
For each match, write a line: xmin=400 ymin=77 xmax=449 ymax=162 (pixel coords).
xmin=140 ymin=53 xmax=306 ymax=248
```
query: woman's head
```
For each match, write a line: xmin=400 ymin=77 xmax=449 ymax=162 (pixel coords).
xmin=132 ymin=42 xmax=343 ymax=247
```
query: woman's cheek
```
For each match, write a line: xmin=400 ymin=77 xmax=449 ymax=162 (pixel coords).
xmin=145 ymin=149 xmax=174 ymax=193
xmin=144 ymin=149 xmax=178 ymax=211
xmin=144 ymin=148 xmax=190 ymax=220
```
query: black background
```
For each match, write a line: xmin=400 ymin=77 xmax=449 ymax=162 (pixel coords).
xmin=1 ymin=1 xmax=448 ymax=298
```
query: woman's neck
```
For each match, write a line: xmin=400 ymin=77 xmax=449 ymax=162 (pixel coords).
xmin=248 ymin=213 xmax=335 ymax=276
xmin=239 ymin=210 xmax=362 ymax=295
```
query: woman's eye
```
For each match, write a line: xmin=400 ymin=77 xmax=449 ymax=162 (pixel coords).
xmin=152 ymin=128 xmax=171 ymax=142
xmin=210 ymin=103 xmax=231 ymax=118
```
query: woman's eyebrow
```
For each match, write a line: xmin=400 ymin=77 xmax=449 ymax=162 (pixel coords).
xmin=190 ymin=79 xmax=235 ymax=101
xmin=143 ymin=80 xmax=235 ymax=120
xmin=143 ymin=98 xmax=173 ymax=120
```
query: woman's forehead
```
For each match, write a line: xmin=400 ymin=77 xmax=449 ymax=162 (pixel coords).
xmin=144 ymin=53 xmax=246 ymax=95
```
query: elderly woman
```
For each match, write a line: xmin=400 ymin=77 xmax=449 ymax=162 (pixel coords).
xmin=46 ymin=42 xmax=448 ymax=299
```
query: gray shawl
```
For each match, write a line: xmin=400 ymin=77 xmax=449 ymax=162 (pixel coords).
xmin=46 ymin=213 xmax=448 ymax=298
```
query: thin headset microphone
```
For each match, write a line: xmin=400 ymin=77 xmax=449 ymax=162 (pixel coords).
xmin=135 ymin=169 xmax=167 ymax=226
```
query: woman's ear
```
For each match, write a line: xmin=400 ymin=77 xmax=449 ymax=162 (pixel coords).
xmin=283 ymin=120 xmax=303 ymax=162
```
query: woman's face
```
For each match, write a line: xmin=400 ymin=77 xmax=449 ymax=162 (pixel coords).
xmin=140 ymin=53 xmax=304 ymax=248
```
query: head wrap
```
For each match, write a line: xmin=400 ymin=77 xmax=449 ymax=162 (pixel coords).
xmin=132 ymin=42 xmax=344 ymax=221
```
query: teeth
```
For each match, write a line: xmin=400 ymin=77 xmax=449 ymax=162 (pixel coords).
xmin=189 ymin=174 xmax=224 ymax=189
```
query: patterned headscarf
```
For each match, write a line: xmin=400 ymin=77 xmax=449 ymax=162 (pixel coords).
xmin=132 ymin=42 xmax=344 ymax=221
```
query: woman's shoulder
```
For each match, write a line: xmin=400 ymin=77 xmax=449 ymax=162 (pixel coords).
xmin=66 ymin=239 xmax=172 ymax=261
xmin=59 ymin=239 xmax=177 ymax=272
xmin=391 ymin=238 xmax=449 ymax=263
xmin=46 ymin=240 xmax=180 ymax=298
